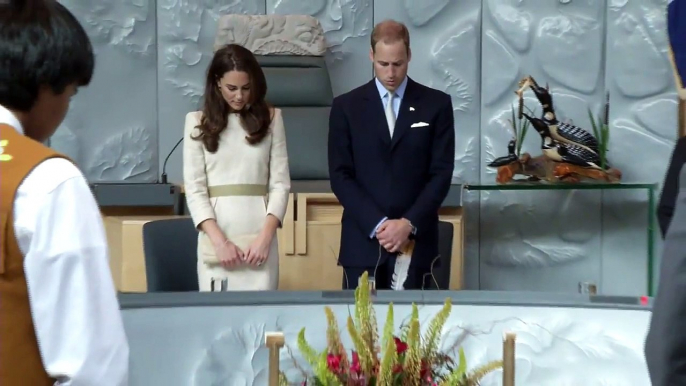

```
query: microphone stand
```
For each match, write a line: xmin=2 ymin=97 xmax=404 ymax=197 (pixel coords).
xmin=160 ymin=136 xmax=184 ymax=184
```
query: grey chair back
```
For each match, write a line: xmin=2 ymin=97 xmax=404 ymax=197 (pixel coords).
xmin=257 ymin=55 xmax=333 ymax=180
xmin=142 ymin=218 xmax=199 ymax=292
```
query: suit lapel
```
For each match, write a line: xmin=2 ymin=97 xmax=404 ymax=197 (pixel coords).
xmin=361 ymin=80 xmax=391 ymax=145
xmin=391 ymin=78 xmax=421 ymax=149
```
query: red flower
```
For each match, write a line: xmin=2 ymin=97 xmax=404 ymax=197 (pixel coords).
xmin=393 ymin=337 xmax=408 ymax=354
xmin=350 ymin=351 xmax=361 ymax=374
xmin=420 ymin=359 xmax=431 ymax=378
xmin=327 ymin=353 xmax=343 ymax=373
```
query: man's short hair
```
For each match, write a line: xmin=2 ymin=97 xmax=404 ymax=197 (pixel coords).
xmin=0 ymin=0 xmax=95 ymax=112
xmin=370 ymin=20 xmax=410 ymax=54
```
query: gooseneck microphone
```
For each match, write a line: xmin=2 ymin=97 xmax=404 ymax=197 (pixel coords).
xmin=160 ymin=136 xmax=184 ymax=184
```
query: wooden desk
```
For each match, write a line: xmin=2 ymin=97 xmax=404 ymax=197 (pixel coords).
xmin=104 ymin=215 xmax=182 ymax=292
xmin=103 ymin=192 xmax=464 ymax=292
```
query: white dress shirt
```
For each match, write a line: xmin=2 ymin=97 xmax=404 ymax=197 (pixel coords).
xmin=370 ymin=77 xmax=409 ymax=237
xmin=0 ymin=105 xmax=129 ymax=385
xmin=375 ymin=76 xmax=407 ymax=123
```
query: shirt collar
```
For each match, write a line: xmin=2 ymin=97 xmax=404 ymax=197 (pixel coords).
xmin=0 ymin=104 xmax=24 ymax=135
xmin=375 ymin=76 xmax=408 ymax=100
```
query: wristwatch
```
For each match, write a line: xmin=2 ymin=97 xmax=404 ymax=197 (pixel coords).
xmin=405 ymin=219 xmax=417 ymax=239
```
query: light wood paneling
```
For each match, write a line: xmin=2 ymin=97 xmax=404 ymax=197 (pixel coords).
xmin=104 ymin=215 xmax=182 ymax=292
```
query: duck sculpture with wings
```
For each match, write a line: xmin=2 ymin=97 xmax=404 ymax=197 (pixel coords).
xmin=516 ymin=75 xmax=600 ymax=156
xmin=521 ymin=112 xmax=603 ymax=170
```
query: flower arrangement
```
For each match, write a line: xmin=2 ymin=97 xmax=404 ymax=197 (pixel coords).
xmin=279 ymin=271 xmax=502 ymax=386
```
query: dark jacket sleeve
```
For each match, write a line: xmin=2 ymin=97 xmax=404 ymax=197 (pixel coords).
xmin=658 ymin=137 xmax=686 ymax=238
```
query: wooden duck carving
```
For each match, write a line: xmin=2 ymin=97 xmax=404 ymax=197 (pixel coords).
xmin=488 ymin=138 xmax=519 ymax=167
xmin=516 ymin=76 xmax=600 ymax=155
xmin=522 ymin=112 xmax=604 ymax=170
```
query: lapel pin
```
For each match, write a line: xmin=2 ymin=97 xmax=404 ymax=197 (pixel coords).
xmin=409 ymin=107 xmax=415 ymax=111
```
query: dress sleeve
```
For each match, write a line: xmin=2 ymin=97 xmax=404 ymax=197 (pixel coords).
xmin=182 ymin=111 xmax=216 ymax=228
xmin=265 ymin=108 xmax=291 ymax=225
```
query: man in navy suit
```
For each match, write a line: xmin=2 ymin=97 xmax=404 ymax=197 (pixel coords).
xmin=328 ymin=19 xmax=455 ymax=290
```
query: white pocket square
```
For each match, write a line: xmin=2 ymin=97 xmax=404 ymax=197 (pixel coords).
xmin=410 ymin=122 xmax=429 ymax=128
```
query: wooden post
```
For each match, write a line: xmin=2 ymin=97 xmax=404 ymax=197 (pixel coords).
xmin=503 ymin=331 xmax=516 ymax=386
xmin=265 ymin=332 xmax=285 ymax=386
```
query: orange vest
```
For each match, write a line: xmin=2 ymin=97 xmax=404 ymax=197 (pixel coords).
xmin=0 ymin=124 xmax=71 ymax=385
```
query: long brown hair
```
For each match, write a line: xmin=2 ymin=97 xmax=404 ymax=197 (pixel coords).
xmin=193 ymin=44 xmax=271 ymax=152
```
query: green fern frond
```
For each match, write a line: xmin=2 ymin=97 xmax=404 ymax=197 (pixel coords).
xmin=457 ymin=347 xmax=467 ymax=376
xmin=377 ymin=331 xmax=398 ymax=386
xmin=463 ymin=360 xmax=503 ymax=386
xmin=421 ymin=298 xmax=452 ymax=361
xmin=381 ymin=303 xmax=394 ymax=354
xmin=325 ymin=307 xmax=343 ymax=354
xmin=404 ymin=318 xmax=422 ymax=386
xmin=347 ymin=315 xmax=374 ymax=375
xmin=325 ymin=306 xmax=348 ymax=370
xmin=355 ymin=271 xmax=378 ymax=364
xmin=368 ymin=298 xmax=380 ymax=358
xmin=278 ymin=372 xmax=289 ymax=386
xmin=438 ymin=348 xmax=468 ymax=386
xmin=297 ymin=328 xmax=320 ymax=367
xmin=400 ymin=303 xmax=419 ymax=351
xmin=399 ymin=322 xmax=411 ymax=343
xmin=297 ymin=329 xmax=341 ymax=385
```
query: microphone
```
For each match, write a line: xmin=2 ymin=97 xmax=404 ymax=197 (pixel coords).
xmin=160 ymin=136 xmax=183 ymax=184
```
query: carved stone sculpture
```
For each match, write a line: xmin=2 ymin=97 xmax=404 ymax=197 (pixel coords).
xmin=214 ymin=14 xmax=327 ymax=56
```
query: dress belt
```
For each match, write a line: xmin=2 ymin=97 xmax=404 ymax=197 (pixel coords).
xmin=207 ymin=184 xmax=267 ymax=197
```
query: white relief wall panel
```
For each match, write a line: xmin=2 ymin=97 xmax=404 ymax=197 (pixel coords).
xmin=602 ymin=0 xmax=675 ymax=296
xmin=122 ymin=302 xmax=652 ymax=385
xmin=479 ymin=0 xmax=608 ymax=293
xmin=156 ymin=0 xmax=266 ymax=184
xmin=58 ymin=0 xmax=158 ymax=182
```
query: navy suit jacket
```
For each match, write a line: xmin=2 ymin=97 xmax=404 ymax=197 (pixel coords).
xmin=327 ymin=77 xmax=455 ymax=269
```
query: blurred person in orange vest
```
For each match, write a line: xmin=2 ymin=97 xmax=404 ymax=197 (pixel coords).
xmin=0 ymin=0 xmax=129 ymax=384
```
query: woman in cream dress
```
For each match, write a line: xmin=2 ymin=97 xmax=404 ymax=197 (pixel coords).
xmin=183 ymin=44 xmax=290 ymax=291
